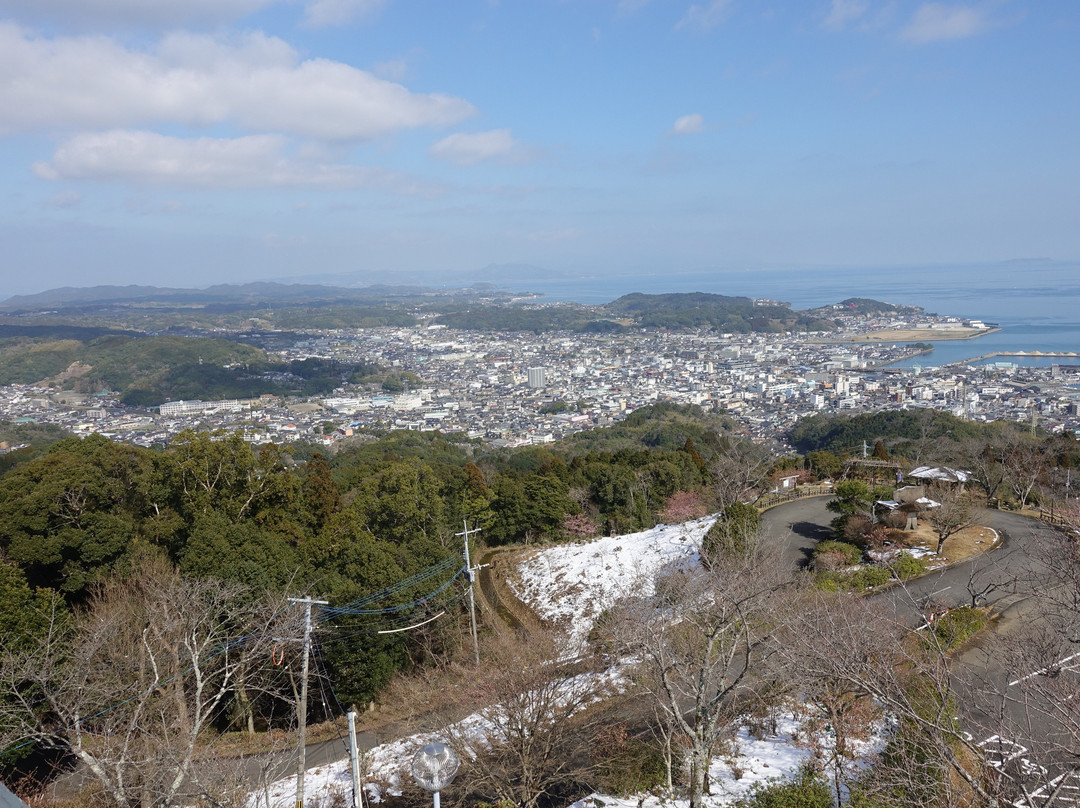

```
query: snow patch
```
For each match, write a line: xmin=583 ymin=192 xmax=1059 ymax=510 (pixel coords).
xmin=510 ymin=516 xmax=717 ymax=649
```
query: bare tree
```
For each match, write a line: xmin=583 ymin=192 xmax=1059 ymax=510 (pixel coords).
xmin=792 ymin=668 xmax=881 ymax=808
xmin=963 ymin=550 xmax=1019 ymax=609
xmin=925 ymin=485 xmax=975 ymax=555
xmin=1002 ymin=441 xmax=1049 ymax=510
xmin=785 ymin=590 xmax=997 ymax=807
xmin=710 ymin=438 xmax=773 ymax=510
xmin=605 ymin=545 xmax=796 ymax=808
xmin=936 ymin=507 xmax=1080 ymax=806
xmin=443 ymin=629 xmax=612 ymax=808
xmin=0 ymin=558 xmax=299 ymax=808
xmin=961 ymin=437 xmax=1010 ymax=505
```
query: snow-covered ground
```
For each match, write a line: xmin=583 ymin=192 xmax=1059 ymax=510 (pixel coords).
xmin=509 ymin=516 xmax=717 ymax=650
xmin=569 ymin=709 xmax=886 ymax=808
xmin=250 ymin=515 xmax=885 ymax=808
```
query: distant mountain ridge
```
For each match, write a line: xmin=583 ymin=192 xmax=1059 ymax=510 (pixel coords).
xmin=0 ymin=281 xmax=476 ymax=311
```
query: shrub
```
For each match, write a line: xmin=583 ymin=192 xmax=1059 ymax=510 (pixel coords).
xmin=841 ymin=513 xmax=873 ymax=543
xmin=890 ymin=551 xmax=928 ymax=581
xmin=702 ymin=502 xmax=762 ymax=563
xmin=587 ymin=604 xmax=628 ymax=658
xmin=562 ymin=512 xmax=599 ymax=539
xmin=927 ymin=606 xmax=988 ymax=651
xmin=814 ymin=540 xmax=862 ymax=566
xmin=659 ymin=489 xmax=708 ymax=524
xmin=884 ymin=510 xmax=908 ymax=530
xmin=861 ymin=523 xmax=890 ymax=552
xmin=813 ymin=571 xmax=847 ymax=592
xmin=593 ymin=723 xmax=667 ymax=796
xmin=849 ymin=566 xmax=891 ymax=590
xmin=734 ymin=763 xmax=833 ymax=808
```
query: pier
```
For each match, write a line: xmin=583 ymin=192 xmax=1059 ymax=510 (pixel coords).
xmin=960 ymin=350 xmax=1080 ymax=365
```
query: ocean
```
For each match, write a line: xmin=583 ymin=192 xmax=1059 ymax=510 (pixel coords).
xmin=521 ymin=260 xmax=1080 ymax=368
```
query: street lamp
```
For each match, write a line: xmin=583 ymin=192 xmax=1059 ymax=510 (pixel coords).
xmin=410 ymin=742 xmax=459 ymax=808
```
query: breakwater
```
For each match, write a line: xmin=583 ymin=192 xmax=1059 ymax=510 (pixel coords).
xmin=959 ymin=351 xmax=1080 ymax=365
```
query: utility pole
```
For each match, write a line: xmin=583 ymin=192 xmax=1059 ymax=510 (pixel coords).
xmin=347 ymin=711 xmax=363 ymax=808
xmin=455 ymin=521 xmax=487 ymax=665
xmin=289 ymin=596 xmax=328 ymax=808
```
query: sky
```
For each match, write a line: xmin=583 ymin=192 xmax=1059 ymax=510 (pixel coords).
xmin=1 ymin=0 xmax=1078 ymax=297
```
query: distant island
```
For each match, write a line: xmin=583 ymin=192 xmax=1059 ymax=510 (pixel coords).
xmin=0 ymin=282 xmax=849 ymax=334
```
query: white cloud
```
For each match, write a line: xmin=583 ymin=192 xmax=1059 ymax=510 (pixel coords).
xmin=429 ymin=129 xmax=520 ymax=166
xmin=669 ymin=113 xmax=705 ymax=135
xmin=373 ymin=58 xmax=409 ymax=81
xmin=0 ymin=25 xmax=475 ymax=140
xmin=901 ymin=3 xmax=989 ymax=43
xmin=33 ymin=130 xmax=446 ymax=194
xmin=302 ymin=0 xmax=386 ymax=28
xmin=675 ymin=0 xmax=734 ymax=31
xmin=823 ymin=0 xmax=869 ymax=30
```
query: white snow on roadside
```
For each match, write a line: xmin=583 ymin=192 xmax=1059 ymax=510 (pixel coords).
xmin=249 ymin=513 xmax=889 ymax=808
xmin=509 ymin=516 xmax=717 ymax=649
xmin=250 ymin=667 xmax=628 ymax=807
xmin=252 ymin=705 xmax=884 ymax=808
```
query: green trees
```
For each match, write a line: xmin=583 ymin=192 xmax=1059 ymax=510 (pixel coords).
xmin=825 ymin=480 xmax=873 ymax=539
xmin=804 ymin=450 xmax=842 ymax=480
xmin=734 ymin=765 xmax=833 ymax=808
xmin=702 ymin=502 xmax=762 ymax=561
xmin=0 ymin=435 xmax=159 ymax=597
xmin=0 ymin=409 xmax=754 ymax=755
xmin=487 ymin=470 xmax=575 ymax=545
xmin=0 ymin=561 xmax=64 ymax=653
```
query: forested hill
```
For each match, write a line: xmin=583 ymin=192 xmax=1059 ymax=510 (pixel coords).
xmin=810 ymin=297 xmax=924 ymax=316
xmin=0 ymin=404 xmax=744 ymax=707
xmin=433 ymin=292 xmax=839 ymax=333
xmin=604 ymin=292 xmax=837 ymax=332
xmin=0 ymin=332 xmax=391 ymax=405
xmin=788 ymin=410 xmax=1032 ymax=457
xmin=0 ymin=283 xmax=855 ymax=335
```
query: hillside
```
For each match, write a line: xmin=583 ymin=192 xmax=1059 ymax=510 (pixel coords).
xmin=0 ymin=332 xmax=392 ymax=405
xmin=605 ymin=292 xmax=836 ymax=332
xmin=0 ymin=284 xmax=846 ymax=335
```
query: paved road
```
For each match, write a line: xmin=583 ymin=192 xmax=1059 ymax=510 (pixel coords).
xmin=181 ymin=502 xmax=1066 ymax=804
xmin=762 ymin=497 xmax=1056 ymax=621
xmin=764 ymin=498 xmax=1075 ymax=804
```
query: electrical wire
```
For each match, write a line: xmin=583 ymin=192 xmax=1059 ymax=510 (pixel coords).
xmin=1 ymin=554 xmax=470 ymax=759
xmin=320 ymin=557 xmax=464 ymax=617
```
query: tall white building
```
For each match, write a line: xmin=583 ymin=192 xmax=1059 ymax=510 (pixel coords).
xmin=527 ymin=367 xmax=547 ymax=388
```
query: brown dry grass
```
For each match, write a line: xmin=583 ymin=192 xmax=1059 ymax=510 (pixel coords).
xmin=895 ymin=522 xmax=1000 ymax=564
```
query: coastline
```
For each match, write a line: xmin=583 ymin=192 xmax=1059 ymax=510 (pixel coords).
xmin=805 ymin=327 xmax=1000 ymax=346
xmin=845 ymin=326 xmax=1001 ymax=343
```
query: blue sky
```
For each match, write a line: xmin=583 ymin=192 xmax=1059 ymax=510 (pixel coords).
xmin=1 ymin=0 xmax=1077 ymax=297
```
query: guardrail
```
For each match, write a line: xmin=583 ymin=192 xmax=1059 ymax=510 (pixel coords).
xmin=1038 ymin=510 xmax=1076 ymax=529
xmin=756 ymin=485 xmax=834 ymax=511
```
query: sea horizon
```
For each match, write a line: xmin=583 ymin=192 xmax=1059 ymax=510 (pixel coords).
xmin=522 ymin=260 xmax=1080 ymax=368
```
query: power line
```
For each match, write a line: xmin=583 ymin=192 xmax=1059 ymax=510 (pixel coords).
xmin=0 ymin=554 xmax=466 ymax=762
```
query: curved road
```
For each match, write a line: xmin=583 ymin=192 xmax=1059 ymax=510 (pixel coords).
xmin=762 ymin=495 xmax=1057 ymax=620
xmin=764 ymin=496 xmax=1074 ymax=799
xmin=237 ymin=501 xmax=1063 ymax=800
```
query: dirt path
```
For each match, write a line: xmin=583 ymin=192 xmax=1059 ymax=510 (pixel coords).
xmin=477 ymin=546 xmax=547 ymax=635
